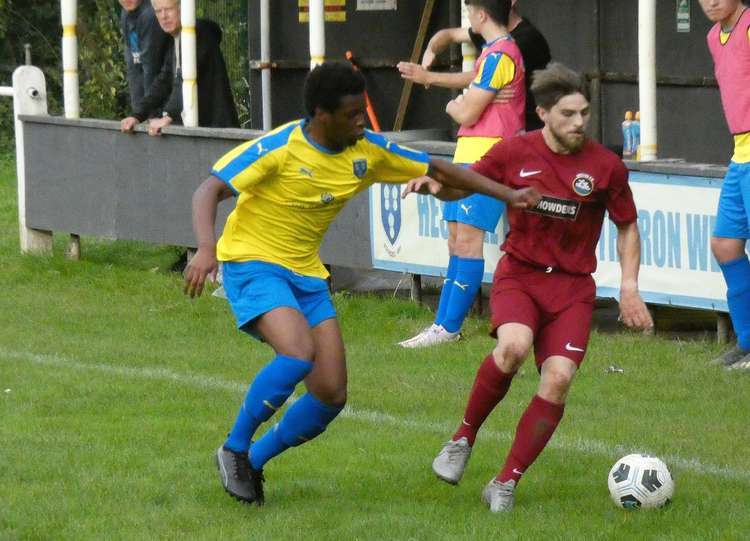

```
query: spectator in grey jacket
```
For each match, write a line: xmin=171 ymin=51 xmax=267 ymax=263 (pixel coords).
xmin=118 ymin=0 xmax=169 ymax=127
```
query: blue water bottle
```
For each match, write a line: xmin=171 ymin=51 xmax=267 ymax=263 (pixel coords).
xmin=621 ymin=111 xmax=634 ymax=159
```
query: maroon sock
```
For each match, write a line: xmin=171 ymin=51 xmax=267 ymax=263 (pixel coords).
xmin=452 ymin=354 xmax=515 ymax=445
xmin=497 ymin=394 xmax=565 ymax=484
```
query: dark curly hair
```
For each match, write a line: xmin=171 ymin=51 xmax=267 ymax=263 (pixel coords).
xmin=303 ymin=62 xmax=366 ymax=118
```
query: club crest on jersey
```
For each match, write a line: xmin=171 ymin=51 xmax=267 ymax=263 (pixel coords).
xmin=353 ymin=159 xmax=368 ymax=179
xmin=380 ymin=184 xmax=402 ymax=249
xmin=320 ymin=192 xmax=334 ymax=204
xmin=572 ymin=173 xmax=595 ymax=197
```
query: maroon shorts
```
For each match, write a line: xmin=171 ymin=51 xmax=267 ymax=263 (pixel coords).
xmin=490 ymin=255 xmax=596 ymax=370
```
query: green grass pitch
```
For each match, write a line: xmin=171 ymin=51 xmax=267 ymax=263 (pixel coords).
xmin=1 ymin=155 xmax=749 ymax=540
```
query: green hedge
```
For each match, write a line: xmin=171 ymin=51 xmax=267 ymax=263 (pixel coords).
xmin=0 ymin=0 xmax=250 ymax=152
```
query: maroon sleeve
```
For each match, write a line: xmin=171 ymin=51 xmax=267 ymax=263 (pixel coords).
xmin=470 ymin=139 xmax=509 ymax=185
xmin=605 ymin=159 xmax=638 ymax=225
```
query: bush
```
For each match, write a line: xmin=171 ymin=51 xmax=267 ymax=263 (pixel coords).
xmin=0 ymin=0 xmax=249 ymax=142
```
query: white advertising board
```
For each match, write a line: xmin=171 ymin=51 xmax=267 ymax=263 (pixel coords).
xmin=371 ymin=171 xmax=736 ymax=312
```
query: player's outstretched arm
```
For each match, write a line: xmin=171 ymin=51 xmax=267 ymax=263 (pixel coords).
xmin=184 ymin=176 xmax=235 ymax=298
xmin=397 ymin=61 xmax=475 ymax=90
xmin=426 ymin=158 xmax=541 ymax=208
xmin=401 ymin=175 xmax=467 ymax=201
xmin=616 ymin=221 xmax=654 ymax=330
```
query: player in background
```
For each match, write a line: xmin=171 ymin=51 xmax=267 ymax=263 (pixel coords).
xmin=398 ymin=0 xmax=550 ymax=130
xmin=184 ymin=62 xmax=540 ymax=506
xmin=403 ymin=63 xmax=653 ymax=512
xmin=397 ymin=0 xmax=526 ymax=349
xmin=699 ymin=0 xmax=750 ymax=370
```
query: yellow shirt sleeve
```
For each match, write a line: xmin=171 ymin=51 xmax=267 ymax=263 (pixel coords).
xmin=363 ymin=132 xmax=430 ymax=185
xmin=471 ymin=53 xmax=516 ymax=91
xmin=211 ymin=124 xmax=297 ymax=192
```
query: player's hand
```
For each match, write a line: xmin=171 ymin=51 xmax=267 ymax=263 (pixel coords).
xmin=402 ymin=176 xmax=442 ymax=197
xmin=508 ymin=187 xmax=541 ymax=209
xmin=184 ymin=247 xmax=218 ymax=298
xmin=493 ymin=87 xmax=516 ymax=104
xmin=148 ymin=116 xmax=172 ymax=136
xmin=618 ymin=288 xmax=654 ymax=330
xmin=120 ymin=116 xmax=139 ymax=133
xmin=397 ymin=61 xmax=430 ymax=86
xmin=421 ymin=49 xmax=436 ymax=69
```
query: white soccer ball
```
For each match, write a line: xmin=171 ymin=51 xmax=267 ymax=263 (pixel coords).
xmin=607 ymin=453 xmax=674 ymax=509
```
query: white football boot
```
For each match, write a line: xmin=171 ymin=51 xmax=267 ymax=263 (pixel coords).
xmin=399 ymin=325 xmax=461 ymax=349
xmin=481 ymin=479 xmax=516 ymax=512
xmin=432 ymin=437 xmax=472 ymax=484
xmin=397 ymin=324 xmax=439 ymax=348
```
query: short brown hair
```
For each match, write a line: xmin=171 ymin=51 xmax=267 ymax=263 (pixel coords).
xmin=531 ymin=62 xmax=590 ymax=110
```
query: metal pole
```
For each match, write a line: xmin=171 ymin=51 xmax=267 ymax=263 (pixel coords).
xmin=309 ymin=0 xmax=325 ymax=69
xmin=61 ymin=0 xmax=79 ymax=119
xmin=181 ymin=0 xmax=198 ymax=127
xmin=638 ymin=0 xmax=658 ymax=161
xmin=460 ymin=3 xmax=476 ymax=75
xmin=260 ymin=0 xmax=272 ymax=130
xmin=24 ymin=44 xmax=31 ymax=66
xmin=61 ymin=0 xmax=81 ymax=259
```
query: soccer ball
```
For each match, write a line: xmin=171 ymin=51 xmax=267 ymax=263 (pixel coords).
xmin=607 ymin=454 xmax=674 ymax=509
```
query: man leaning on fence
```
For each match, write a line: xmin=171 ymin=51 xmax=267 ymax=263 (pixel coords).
xmin=118 ymin=0 xmax=169 ymax=130
xmin=121 ymin=0 xmax=239 ymax=135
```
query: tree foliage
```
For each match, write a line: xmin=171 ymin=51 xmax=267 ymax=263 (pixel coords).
xmin=0 ymin=0 xmax=250 ymax=151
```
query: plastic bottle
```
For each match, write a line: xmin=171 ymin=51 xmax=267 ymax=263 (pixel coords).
xmin=632 ymin=111 xmax=641 ymax=161
xmin=621 ymin=111 xmax=634 ymax=159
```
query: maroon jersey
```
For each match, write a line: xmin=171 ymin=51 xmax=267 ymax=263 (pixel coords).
xmin=472 ymin=131 xmax=637 ymax=274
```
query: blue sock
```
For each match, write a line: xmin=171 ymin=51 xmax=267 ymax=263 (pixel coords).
xmin=720 ymin=255 xmax=750 ymax=351
xmin=224 ymin=354 xmax=313 ymax=453
xmin=434 ymin=255 xmax=459 ymax=326
xmin=442 ymin=257 xmax=485 ymax=333
xmin=249 ymin=393 xmax=343 ymax=469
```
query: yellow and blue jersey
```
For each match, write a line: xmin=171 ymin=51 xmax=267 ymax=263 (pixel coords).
xmin=211 ymin=119 xmax=430 ymax=278
xmin=455 ymin=36 xmax=526 ymax=164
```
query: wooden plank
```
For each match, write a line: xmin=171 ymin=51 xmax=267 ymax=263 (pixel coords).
xmin=393 ymin=0 xmax=435 ymax=131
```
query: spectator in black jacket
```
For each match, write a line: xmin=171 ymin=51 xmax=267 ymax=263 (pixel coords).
xmin=118 ymin=0 xmax=169 ymax=123
xmin=121 ymin=0 xmax=239 ymax=135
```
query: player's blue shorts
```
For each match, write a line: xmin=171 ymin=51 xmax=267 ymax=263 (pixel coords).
xmin=442 ymin=163 xmax=505 ymax=232
xmin=714 ymin=161 xmax=750 ymax=239
xmin=222 ymin=260 xmax=336 ymax=338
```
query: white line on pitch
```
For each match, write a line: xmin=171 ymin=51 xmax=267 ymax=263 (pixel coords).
xmin=3 ymin=348 xmax=748 ymax=483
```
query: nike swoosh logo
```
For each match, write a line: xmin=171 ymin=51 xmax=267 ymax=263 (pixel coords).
xmin=520 ymin=169 xmax=542 ymax=178
xmin=454 ymin=281 xmax=469 ymax=291
xmin=462 ymin=420 xmax=472 ymax=426
xmin=512 ymin=468 xmax=524 ymax=475
xmin=565 ymin=342 xmax=585 ymax=352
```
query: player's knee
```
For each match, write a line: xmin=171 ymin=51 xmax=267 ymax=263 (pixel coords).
xmin=492 ymin=342 xmax=526 ymax=371
xmin=452 ymin=236 xmax=483 ymax=258
xmin=314 ymin=385 xmax=347 ymax=407
xmin=542 ymin=366 xmax=574 ymax=396
xmin=277 ymin=335 xmax=316 ymax=362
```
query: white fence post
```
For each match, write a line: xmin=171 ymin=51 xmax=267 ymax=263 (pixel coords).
xmin=181 ymin=0 xmax=199 ymax=127
xmin=309 ymin=0 xmax=325 ymax=69
xmin=638 ymin=0 xmax=658 ymax=161
xmin=10 ymin=66 xmax=53 ymax=255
